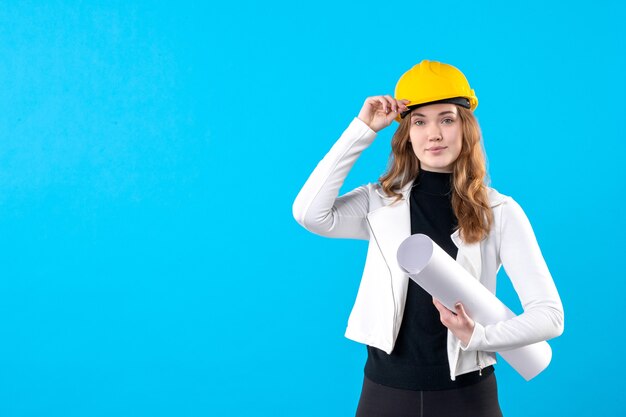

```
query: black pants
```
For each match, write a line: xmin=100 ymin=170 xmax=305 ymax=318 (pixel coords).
xmin=355 ymin=373 xmax=503 ymax=417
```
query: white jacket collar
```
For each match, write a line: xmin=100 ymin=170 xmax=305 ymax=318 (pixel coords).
xmin=375 ymin=178 xmax=508 ymax=208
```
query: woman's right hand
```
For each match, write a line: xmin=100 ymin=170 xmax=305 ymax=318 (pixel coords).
xmin=357 ymin=96 xmax=410 ymax=133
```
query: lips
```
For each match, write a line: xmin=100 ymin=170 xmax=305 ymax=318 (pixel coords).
xmin=427 ymin=146 xmax=447 ymax=151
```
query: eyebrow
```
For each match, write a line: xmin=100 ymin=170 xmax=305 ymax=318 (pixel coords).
xmin=411 ymin=111 xmax=457 ymax=119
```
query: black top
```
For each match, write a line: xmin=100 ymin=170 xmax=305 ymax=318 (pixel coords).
xmin=364 ymin=169 xmax=494 ymax=390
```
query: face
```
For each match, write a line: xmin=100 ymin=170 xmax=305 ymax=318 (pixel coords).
xmin=408 ymin=103 xmax=463 ymax=173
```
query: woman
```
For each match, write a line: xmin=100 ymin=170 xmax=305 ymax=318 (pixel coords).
xmin=292 ymin=60 xmax=564 ymax=417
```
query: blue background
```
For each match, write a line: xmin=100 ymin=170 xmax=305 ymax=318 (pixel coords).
xmin=1 ymin=1 xmax=624 ymax=416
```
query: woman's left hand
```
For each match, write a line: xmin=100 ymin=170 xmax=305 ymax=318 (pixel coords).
xmin=433 ymin=298 xmax=475 ymax=348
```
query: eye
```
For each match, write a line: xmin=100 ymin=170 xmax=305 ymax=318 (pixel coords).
xmin=442 ymin=118 xmax=455 ymax=124
xmin=413 ymin=120 xmax=425 ymax=126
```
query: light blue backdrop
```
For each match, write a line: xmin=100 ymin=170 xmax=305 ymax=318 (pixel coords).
xmin=1 ymin=1 xmax=624 ymax=416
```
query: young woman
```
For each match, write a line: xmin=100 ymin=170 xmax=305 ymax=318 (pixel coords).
xmin=292 ymin=60 xmax=564 ymax=417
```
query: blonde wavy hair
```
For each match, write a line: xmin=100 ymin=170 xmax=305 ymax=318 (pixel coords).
xmin=378 ymin=105 xmax=493 ymax=244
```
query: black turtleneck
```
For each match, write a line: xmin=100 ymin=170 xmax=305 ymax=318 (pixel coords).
xmin=364 ymin=169 xmax=493 ymax=390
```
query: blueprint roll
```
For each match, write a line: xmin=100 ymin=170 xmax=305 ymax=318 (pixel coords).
xmin=396 ymin=233 xmax=552 ymax=381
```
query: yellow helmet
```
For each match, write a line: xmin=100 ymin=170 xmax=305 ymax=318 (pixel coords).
xmin=394 ymin=60 xmax=478 ymax=122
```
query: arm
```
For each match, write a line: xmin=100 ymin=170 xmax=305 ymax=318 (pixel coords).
xmin=292 ymin=117 xmax=376 ymax=240
xmin=293 ymin=96 xmax=410 ymax=240
xmin=461 ymin=197 xmax=565 ymax=352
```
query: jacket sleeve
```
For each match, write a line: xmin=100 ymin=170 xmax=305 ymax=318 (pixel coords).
xmin=461 ymin=197 xmax=565 ymax=352
xmin=292 ymin=117 xmax=377 ymax=240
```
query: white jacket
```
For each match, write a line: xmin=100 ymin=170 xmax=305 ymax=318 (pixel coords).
xmin=292 ymin=117 xmax=565 ymax=381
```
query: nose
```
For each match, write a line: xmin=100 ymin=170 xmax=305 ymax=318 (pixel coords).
xmin=427 ymin=125 xmax=442 ymax=141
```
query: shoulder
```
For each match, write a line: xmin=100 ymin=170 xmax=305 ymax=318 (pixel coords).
xmin=487 ymin=186 xmax=512 ymax=208
xmin=371 ymin=182 xmax=387 ymax=198
xmin=353 ymin=182 xmax=405 ymax=213
xmin=487 ymin=187 xmax=534 ymax=231
xmin=371 ymin=182 xmax=408 ymax=204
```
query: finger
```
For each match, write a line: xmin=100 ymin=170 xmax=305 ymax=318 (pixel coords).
xmin=365 ymin=96 xmax=381 ymax=110
xmin=377 ymin=96 xmax=392 ymax=114
xmin=383 ymin=95 xmax=397 ymax=113
xmin=438 ymin=307 xmax=455 ymax=327
xmin=365 ymin=96 xmax=385 ymax=111
xmin=373 ymin=95 xmax=389 ymax=114
xmin=433 ymin=299 xmax=453 ymax=321
xmin=375 ymin=97 xmax=389 ymax=113
xmin=455 ymin=303 xmax=475 ymax=327
xmin=432 ymin=299 xmax=447 ymax=318
xmin=454 ymin=302 xmax=467 ymax=317
xmin=396 ymin=98 xmax=410 ymax=112
xmin=433 ymin=298 xmax=452 ymax=312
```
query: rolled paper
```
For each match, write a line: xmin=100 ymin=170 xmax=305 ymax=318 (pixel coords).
xmin=396 ymin=233 xmax=552 ymax=381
